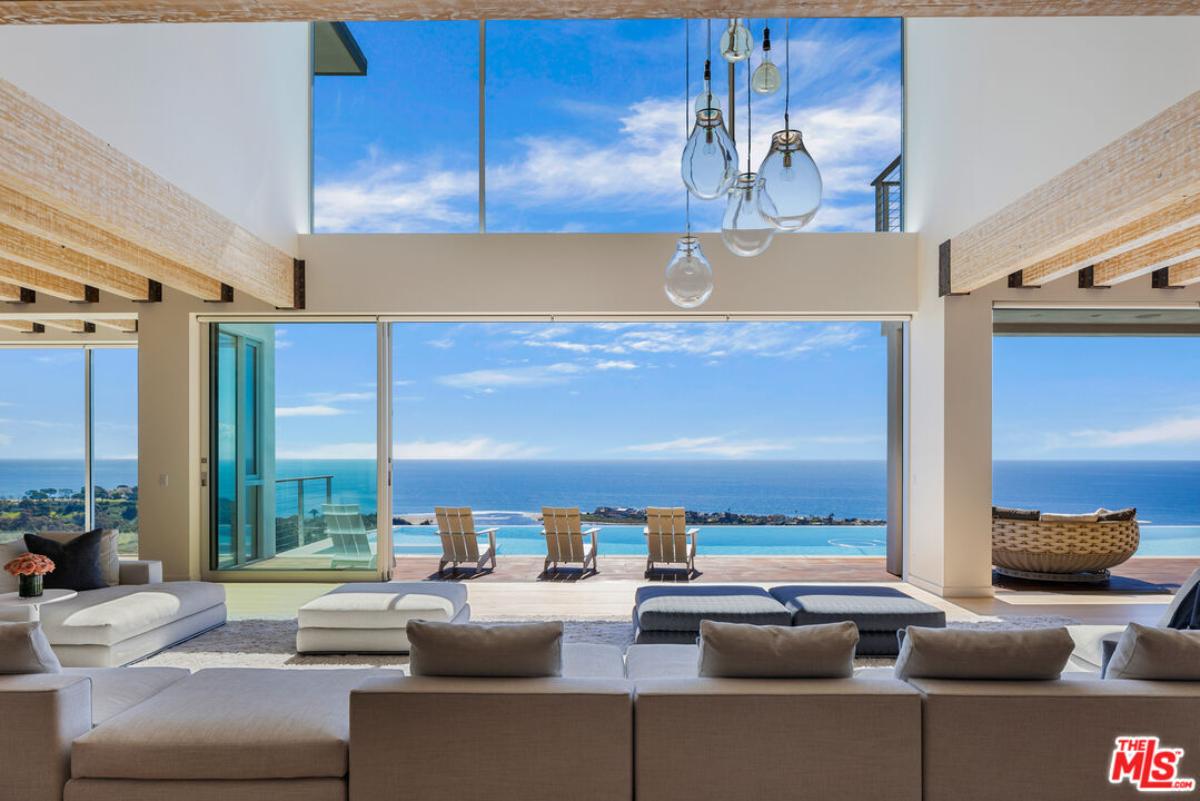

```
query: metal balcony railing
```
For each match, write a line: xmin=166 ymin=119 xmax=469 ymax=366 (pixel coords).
xmin=872 ymin=155 xmax=902 ymax=233
xmin=275 ymin=474 xmax=333 ymax=550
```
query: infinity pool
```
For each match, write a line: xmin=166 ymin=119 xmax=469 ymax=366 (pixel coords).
xmin=391 ymin=524 xmax=1200 ymax=557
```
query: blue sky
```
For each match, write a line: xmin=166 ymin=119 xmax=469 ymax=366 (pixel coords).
xmin=2 ymin=330 xmax=1200 ymax=464
xmin=313 ymin=19 xmax=902 ymax=233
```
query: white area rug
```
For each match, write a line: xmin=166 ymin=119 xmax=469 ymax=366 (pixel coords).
xmin=138 ymin=615 xmax=1079 ymax=671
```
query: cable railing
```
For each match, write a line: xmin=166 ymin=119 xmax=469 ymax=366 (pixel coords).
xmin=275 ymin=474 xmax=333 ymax=551
xmin=872 ymin=155 xmax=902 ymax=233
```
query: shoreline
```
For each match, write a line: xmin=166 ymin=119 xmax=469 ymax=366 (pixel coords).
xmin=393 ymin=506 xmax=887 ymax=527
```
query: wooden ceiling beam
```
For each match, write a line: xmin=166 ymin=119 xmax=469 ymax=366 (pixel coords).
xmin=0 ymin=319 xmax=42 ymax=334
xmin=0 ymin=0 xmax=1194 ymax=23
xmin=91 ymin=317 xmax=139 ymax=334
xmin=0 ymin=185 xmax=226 ymax=302
xmin=0 ymin=255 xmax=95 ymax=301
xmin=38 ymin=318 xmax=95 ymax=334
xmin=1168 ymin=256 xmax=1200 ymax=287
xmin=0 ymin=79 xmax=297 ymax=308
xmin=1019 ymin=194 xmax=1200 ymax=286
xmin=0 ymin=279 xmax=24 ymax=302
xmin=946 ymin=90 xmax=1200 ymax=295
xmin=0 ymin=222 xmax=151 ymax=300
xmin=1092 ymin=225 xmax=1200 ymax=286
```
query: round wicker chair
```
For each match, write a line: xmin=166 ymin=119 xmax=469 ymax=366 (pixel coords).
xmin=992 ymin=518 xmax=1140 ymax=583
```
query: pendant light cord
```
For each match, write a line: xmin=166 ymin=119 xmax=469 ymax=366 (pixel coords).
xmin=746 ymin=29 xmax=752 ymax=174
xmin=685 ymin=18 xmax=691 ymax=236
xmin=784 ymin=17 xmax=791 ymax=132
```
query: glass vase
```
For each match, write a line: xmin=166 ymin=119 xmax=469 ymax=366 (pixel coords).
xmin=19 ymin=573 xmax=43 ymax=598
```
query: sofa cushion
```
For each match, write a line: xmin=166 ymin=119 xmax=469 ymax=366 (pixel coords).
xmin=0 ymin=621 xmax=62 ymax=673
xmin=895 ymin=626 xmax=1075 ymax=681
xmin=562 ymin=643 xmax=626 ymax=679
xmin=1039 ymin=512 xmax=1099 ymax=523
xmin=635 ymin=585 xmax=791 ymax=632
xmin=1105 ymin=623 xmax=1200 ymax=680
xmin=71 ymin=668 xmax=386 ymax=780
xmin=0 ymin=537 xmax=25 ymax=593
xmin=61 ymin=666 xmax=190 ymax=724
xmin=25 ymin=529 xmax=107 ymax=591
xmin=408 ymin=620 xmax=562 ymax=677
xmin=625 ymin=644 xmax=700 ymax=679
xmin=35 ymin=530 xmax=120 ymax=587
xmin=298 ymin=581 xmax=467 ymax=630
xmin=38 ymin=582 xmax=225 ymax=647
xmin=769 ymin=585 xmax=947 ymax=631
xmin=699 ymin=620 xmax=858 ymax=678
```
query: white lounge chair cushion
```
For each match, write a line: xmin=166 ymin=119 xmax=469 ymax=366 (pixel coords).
xmin=298 ymin=582 xmax=468 ymax=630
xmin=38 ymin=582 xmax=226 ymax=646
xmin=71 ymin=668 xmax=388 ymax=781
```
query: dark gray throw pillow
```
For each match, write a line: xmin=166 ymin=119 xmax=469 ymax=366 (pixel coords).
xmin=407 ymin=621 xmax=563 ymax=677
xmin=24 ymin=528 xmax=108 ymax=591
xmin=1096 ymin=507 xmax=1137 ymax=522
xmin=894 ymin=626 xmax=1074 ymax=681
xmin=991 ymin=506 xmax=1040 ymax=521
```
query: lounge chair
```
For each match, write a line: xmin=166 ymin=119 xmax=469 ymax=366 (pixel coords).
xmin=324 ymin=503 xmax=376 ymax=570
xmin=434 ymin=506 xmax=498 ymax=576
xmin=644 ymin=507 xmax=698 ymax=577
xmin=541 ymin=506 xmax=599 ymax=576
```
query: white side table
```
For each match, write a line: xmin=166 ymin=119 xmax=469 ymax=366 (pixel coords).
xmin=0 ymin=588 xmax=77 ymax=622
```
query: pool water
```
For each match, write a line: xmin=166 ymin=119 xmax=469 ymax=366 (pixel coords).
xmin=391 ymin=524 xmax=1200 ymax=557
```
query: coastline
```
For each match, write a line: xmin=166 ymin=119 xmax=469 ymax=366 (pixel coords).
xmin=393 ymin=506 xmax=887 ymax=527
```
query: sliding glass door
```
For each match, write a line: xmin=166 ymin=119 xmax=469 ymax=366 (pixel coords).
xmin=209 ymin=322 xmax=383 ymax=573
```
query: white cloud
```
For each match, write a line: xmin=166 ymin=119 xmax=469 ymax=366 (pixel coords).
xmin=1063 ymin=416 xmax=1200 ymax=448
xmin=276 ymin=405 xmax=347 ymax=418
xmin=427 ymin=338 xmax=455 ymax=350
xmin=595 ymin=360 xmax=638 ymax=371
xmin=614 ymin=323 xmax=863 ymax=359
xmin=308 ymin=391 xmax=374 ymax=403
xmin=623 ymin=435 xmax=791 ymax=459
xmin=393 ymin=437 xmax=547 ymax=459
xmin=437 ymin=362 xmax=582 ymax=391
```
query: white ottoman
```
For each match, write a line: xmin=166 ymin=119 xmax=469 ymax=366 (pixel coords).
xmin=296 ymin=582 xmax=470 ymax=654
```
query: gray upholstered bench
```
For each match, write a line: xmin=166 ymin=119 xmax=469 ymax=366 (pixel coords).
xmin=633 ymin=585 xmax=792 ymax=644
xmin=768 ymin=585 xmax=946 ymax=655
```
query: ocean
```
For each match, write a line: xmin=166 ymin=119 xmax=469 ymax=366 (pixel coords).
xmin=3 ymin=458 xmax=1199 ymax=555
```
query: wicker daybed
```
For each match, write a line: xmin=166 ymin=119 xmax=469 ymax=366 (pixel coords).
xmin=992 ymin=508 xmax=1140 ymax=583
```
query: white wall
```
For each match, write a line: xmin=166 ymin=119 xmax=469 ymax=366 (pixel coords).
xmin=905 ymin=17 xmax=1200 ymax=596
xmin=0 ymin=22 xmax=311 ymax=253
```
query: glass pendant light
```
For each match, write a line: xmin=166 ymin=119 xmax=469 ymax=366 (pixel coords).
xmin=757 ymin=18 xmax=822 ymax=231
xmin=667 ymin=20 xmax=713 ymax=310
xmin=751 ymin=25 xmax=781 ymax=95
xmin=665 ymin=235 xmax=714 ymax=308
xmin=722 ymin=48 xmax=774 ymax=257
xmin=681 ymin=20 xmax=737 ymax=200
xmin=719 ymin=18 xmax=752 ymax=63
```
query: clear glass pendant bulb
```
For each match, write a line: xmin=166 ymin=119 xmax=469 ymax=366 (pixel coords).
xmin=756 ymin=129 xmax=823 ymax=231
xmin=751 ymin=55 xmax=781 ymax=95
xmin=664 ymin=235 xmax=714 ymax=309
xmin=719 ymin=19 xmax=753 ymax=63
xmin=681 ymin=108 xmax=738 ymax=201
xmin=721 ymin=173 xmax=775 ymax=257
xmin=693 ymin=83 xmax=722 ymax=115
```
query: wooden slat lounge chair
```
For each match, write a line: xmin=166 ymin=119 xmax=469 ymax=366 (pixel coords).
xmin=434 ymin=506 xmax=498 ymax=576
xmin=541 ymin=506 xmax=599 ymax=576
xmin=644 ymin=507 xmax=698 ymax=577
xmin=324 ymin=503 xmax=376 ymax=570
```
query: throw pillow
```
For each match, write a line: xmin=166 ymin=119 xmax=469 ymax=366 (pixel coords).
xmin=1039 ymin=512 xmax=1100 ymax=523
xmin=24 ymin=528 xmax=107 ymax=591
xmin=698 ymin=620 xmax=858 ymax=678
xmin=407 ymin=621 xmax=563 ymax=677
xmin=991 ymin=506 xmax=1040 ymax=521
xmin=1105 ymin=623 xmax=1200 ymax=680
xmin=35 ymin=530 xmax=119 ymax=586
xmin=1095 ymin=507 xmax=1137 ymax=522
xmin=894 ymin=626 xmax=1074 ymax=680
xmin=0 ymin=622 xmax=62 ymax=674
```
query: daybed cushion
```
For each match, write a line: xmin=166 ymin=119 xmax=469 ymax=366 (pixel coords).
xmin=698 ymin=620 xmax=858 ymax=678
xmin=895 ymin=626 xmax=1075 ymax=680
xmin=769 ymin=585 xmax=947 ymax=631
xmin=408 ymin=620 xmax=562 ymax=677
xmin=38 ymin=582 xmax=225 ymax=646
xmin=71 ymin=668 xmax=386 ymax=781
xmin=67 ymin=666 xmax=191 ymax=724
xmin=297 ymin=582 xmax=467 ymax=630
xmin=0 ymin=621 xmax=62 ymax=673
xmin=1105 ymin=622 xmax=1200 ymax=680
xmin=634 ymin=585 xmax=791 ymax=632
xmin=562 ymin=643 xmax=626 ymax=678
